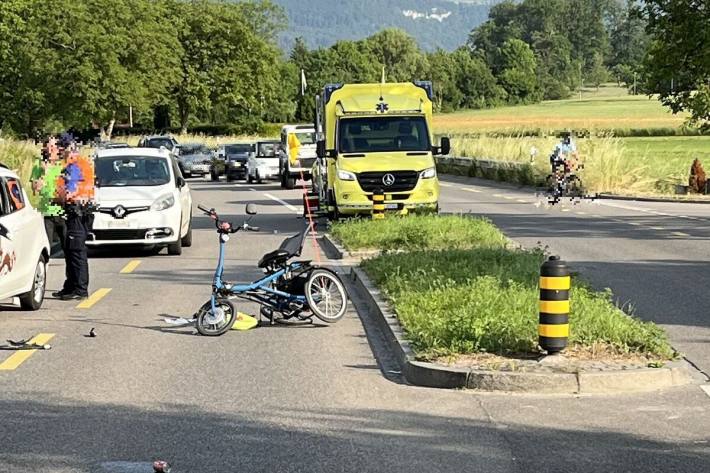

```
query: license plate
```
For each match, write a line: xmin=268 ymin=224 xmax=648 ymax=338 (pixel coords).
xmin=385 ymin=203 xmax=398 ymax=210
xmin=107 ymin=220 xmax=132 ymax=229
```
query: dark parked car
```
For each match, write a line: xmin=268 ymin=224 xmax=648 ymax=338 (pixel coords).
xmin=137 ymin=135 xmax=179 ymax=152
xmin=211 ymin=143 xmax=254 ymax=181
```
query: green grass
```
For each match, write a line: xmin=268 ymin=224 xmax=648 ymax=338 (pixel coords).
xmin=434 ymin=85 xmax=688 ymax=134
xmin=445 ymin=134 xmax=710 ymax=195
xmin=330 ymin=214 xmax=508 ymax=251
xmin=339 ymin=215 xmax=675 ymax=359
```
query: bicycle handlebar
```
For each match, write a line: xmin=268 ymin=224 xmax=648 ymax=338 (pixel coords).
xmin=197 ymin=204 xmax=258 ymax=234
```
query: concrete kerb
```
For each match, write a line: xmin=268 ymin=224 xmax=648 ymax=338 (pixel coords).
xmin=319 ymin=233 xmax=380 ymax=262
xmin=350 ymin=266 xmax=696 ymax=394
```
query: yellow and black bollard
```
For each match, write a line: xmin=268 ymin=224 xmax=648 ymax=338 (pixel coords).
xmin=372 ymin=188 xmax=385 ymax=220
xmin=539 ymin=256 xmax=570 ymax=354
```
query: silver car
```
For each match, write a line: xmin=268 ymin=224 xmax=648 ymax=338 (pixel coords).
xmin=176 ymin=143 xmax=213 ymax=178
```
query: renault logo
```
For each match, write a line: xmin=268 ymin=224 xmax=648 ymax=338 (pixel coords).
xmin=382 ymin=174 xmax=396 ymax=186
xmin=113 ymin=205 xmax=127 ymax=219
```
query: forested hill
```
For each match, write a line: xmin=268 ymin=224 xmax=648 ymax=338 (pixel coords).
xmin=272 ymin=0 xmax=502 ymax=52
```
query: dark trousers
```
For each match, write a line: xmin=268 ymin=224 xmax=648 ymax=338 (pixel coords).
xmin=62 ymin=211 xmax=90 ymax=296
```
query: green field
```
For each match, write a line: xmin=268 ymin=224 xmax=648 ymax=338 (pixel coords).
xmin=433 ymin=85 xmax=689 ymax=134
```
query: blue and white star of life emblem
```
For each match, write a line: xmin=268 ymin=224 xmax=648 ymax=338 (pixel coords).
xmin=376 ymin=102 xmax=389 ymax=113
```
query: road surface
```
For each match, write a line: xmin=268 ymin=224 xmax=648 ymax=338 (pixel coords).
xmin=1 ymin=176 xmax=708 ymax=472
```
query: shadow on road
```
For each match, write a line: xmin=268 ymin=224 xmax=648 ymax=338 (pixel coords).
xmin=0 ymin=398 xmax=707 ymax=472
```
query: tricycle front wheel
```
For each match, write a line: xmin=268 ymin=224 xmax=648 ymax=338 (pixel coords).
xmin=195 ymin=298 xmax=236 ymax=336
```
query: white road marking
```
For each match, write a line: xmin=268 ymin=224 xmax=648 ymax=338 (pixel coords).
xmin=700 ymin=385 xmax=710 ymax=398
xmin=576 ymin=211 xmax=587 ymax=215
xmin=597 ymin=201 xmax=706 ymax=222
xmin=560 ymin=208 xmax=571 ymax=212
xmin=249 ymin=188 xmax=256 ymax=192
xmin=493 ymin=194 xmax=505 ymax=198
xmin=628 ymin=222 xmax=643 ymax=226
xmin=672 ymin=231 xmax=689 ymax=237
xmin=517 ymin=199 xmax=529 ymax=204
xmin=462 ymin=188 xmax=482 ymax=193
xmin=439 ymin=183 xmax=454 ymax=188
xmin=264 ymin=193 xmax=299 ymax=212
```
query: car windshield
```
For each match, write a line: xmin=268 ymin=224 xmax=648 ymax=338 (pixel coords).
xmin=293 ymin=132 xmax=316 ymax=144
xmin=96 ymin=156 xmax=171 ymax=187
xmin=225 ymin=144 xmax=252 ymax=155
xmin=258 ymin=143 xmax=278 ymax=156
xmin=181 ymin=144 xmax=209 ymax=155
xmin=338 ymin=116 xmax=430 ymax=154
xmin=145 ymin=138 xmax=175 ymax=150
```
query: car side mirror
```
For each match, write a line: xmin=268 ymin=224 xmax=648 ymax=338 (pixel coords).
xmin=176 ymin=176 xmax=186 ymax=188
xmin=246 ymin=203 xmax=257 ymax=215
xmin=0 ymin=222 xmax=10 ymax=240
xmin=433 ymin=137 xmax=451 ymax=156
xmin=440 ymin=137 xmax=451 ymax=156
xmin=316 ymin=140 xmax=326 ymax=159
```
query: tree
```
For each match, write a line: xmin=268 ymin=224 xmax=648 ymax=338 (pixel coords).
xmin=641 ymin=0 xmax=710 ymax=126
xmin=453 ymin=49 xmax=505 ymax=109
xmin=498 ymin=39 xmax=540 ymax=104
xmin=364 ymin=29 xmax=429 ymax=82
xmin=587 ymin=52 xmax=609 ymax=90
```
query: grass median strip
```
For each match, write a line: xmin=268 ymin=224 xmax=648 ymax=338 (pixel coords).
xmin=334 ymin=215 xmax=674 ymax=361
xmin=330 ymin=214 xmax=507 ymax=252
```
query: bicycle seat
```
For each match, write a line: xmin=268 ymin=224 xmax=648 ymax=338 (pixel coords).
xmin=258 ymin=226 xmax=309 ymax=269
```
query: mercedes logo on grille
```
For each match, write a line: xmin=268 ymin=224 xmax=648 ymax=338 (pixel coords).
xmin=113 ymin=205 xmax=127 ymax=219
xmin=382 ymin=173 xmax=396 ymax=186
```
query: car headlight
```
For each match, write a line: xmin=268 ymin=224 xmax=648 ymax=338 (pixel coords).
xmin=337 ymin=170 xmax=356 ymax=181
xmin=420 ymin=167 xmax=437 ymax=179
xmin=151 ymin=194 xmax=175 ymax=211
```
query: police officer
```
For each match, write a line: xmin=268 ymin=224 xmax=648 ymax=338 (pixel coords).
xmin=51 ymin=136 xmax=94 ymax=301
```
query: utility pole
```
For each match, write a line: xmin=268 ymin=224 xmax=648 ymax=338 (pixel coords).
xmin=633 ymin=72 xmax=637 ymax=95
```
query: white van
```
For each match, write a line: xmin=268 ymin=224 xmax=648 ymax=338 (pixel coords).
xmin=89 ymin=148 xmax=193 ymax=255
xmin=0 ymin=164 xmax=50 ymax=310
xmin=278 ymin=125 xmax=318 ymax=189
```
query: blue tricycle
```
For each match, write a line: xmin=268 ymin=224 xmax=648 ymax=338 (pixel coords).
xmin=194 ymin=204 xmax=348 ymax=336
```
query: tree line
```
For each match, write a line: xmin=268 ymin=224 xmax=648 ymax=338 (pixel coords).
xmin=0 ymin=0 xmax=706 ymax=138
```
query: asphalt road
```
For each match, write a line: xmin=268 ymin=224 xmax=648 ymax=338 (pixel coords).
xmin=1 ymin=176 xmax=709 ymax=473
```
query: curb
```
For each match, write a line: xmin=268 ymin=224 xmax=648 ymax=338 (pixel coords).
xmin=320 ymin=233 xmax=381 ymax=262
xmin=596 ymin=193 xmax=710 ymax=204
xmin=350 ymin=266 xmax=696 ymax=394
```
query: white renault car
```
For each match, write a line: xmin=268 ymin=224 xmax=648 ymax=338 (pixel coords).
xmin=0 ymin=164 xmax=50 ymax=310
xmin=89 ymin=148 xmax=193 ymax=255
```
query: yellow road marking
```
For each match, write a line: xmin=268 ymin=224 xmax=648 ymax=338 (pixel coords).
xmin=119 ymin=260 xmax=142 ymax=274
xmin=672 ymin=231 xmax=689 ymax=237
xmin=76 ymin=288 xmax=112 ymax=309
xmin=462 ymin=188 xmax=482 ymax=193
xmin=0 ymin=333 xmax=55 ymax=371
